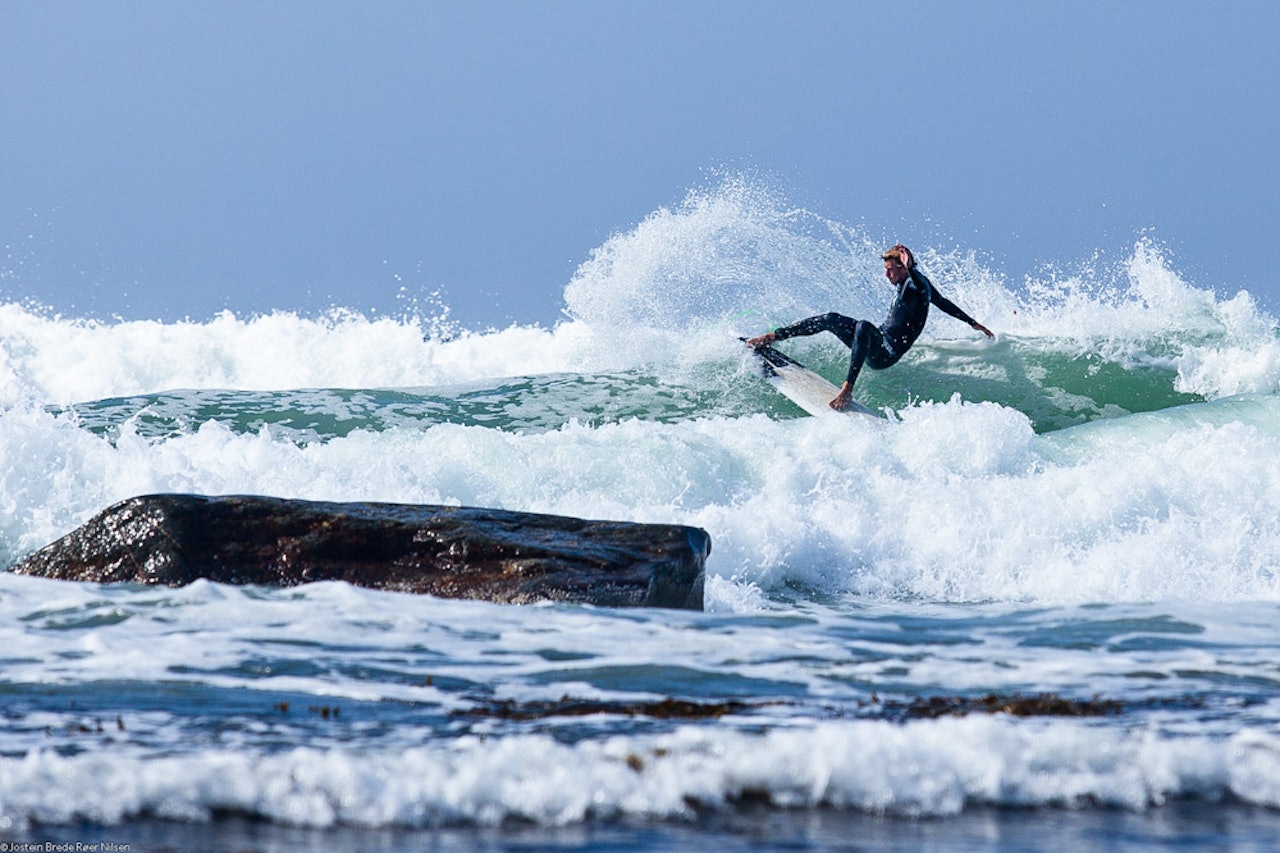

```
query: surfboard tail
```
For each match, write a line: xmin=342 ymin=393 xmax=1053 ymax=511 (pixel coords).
xmin=742 ymin=338 xmax=882 ymax=421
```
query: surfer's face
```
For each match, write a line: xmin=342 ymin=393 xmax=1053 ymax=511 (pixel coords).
xmin=883 ymin=259 xmax=910 ymax=285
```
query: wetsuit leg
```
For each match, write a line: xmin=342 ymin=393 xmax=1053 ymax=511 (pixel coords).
xmin=773 ymin=313 xmax=860 ymax=346
xmin=846 ymin=319 xmax=899 ymax=386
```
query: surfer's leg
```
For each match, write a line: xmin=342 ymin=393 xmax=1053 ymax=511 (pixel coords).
xmin=773 ymin=313 xmax=859 ymax=346
xmin=845 ymin=321 xmax=898 ymax=385
xmin=773 ymin=313 xmax=879 ymax=386
xmin=844 ymin=321 xmax=871 ymax=386
xmin=862 ymin=324 xmax=899 ymax=370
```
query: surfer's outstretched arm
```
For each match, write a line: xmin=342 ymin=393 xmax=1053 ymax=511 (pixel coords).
xmin=928 ymin=285 xmax=994 ymax=338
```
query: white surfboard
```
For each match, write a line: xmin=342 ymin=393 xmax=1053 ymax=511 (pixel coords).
xmin=745 ymin=341 xmax=882 ymax=420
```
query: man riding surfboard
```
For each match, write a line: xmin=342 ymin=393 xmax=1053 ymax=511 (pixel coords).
xmin=747 ymin=244 xmax=994 ymax=411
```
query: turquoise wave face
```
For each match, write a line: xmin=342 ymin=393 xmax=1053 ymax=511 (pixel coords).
xmin=793 ymin=336 xmax=1203 ymax=433
xmin=51 ymin=374 xmax=751 ymax=444
xmin=54 ymin=335 xmax=1207 ymax=443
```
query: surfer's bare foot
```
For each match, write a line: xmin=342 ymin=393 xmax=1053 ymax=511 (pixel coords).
xmin=746 ymin=332 xmax=776 ymax=347
xmin=828 ymin=380 xmax=856 ymax=411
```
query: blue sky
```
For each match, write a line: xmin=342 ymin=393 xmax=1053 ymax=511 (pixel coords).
xmin=2 ymin=1 xmax=1277 ymax=328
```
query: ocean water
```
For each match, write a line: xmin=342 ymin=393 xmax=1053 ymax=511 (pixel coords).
xmin=3 ymin=181 xmax=1280 ymax=851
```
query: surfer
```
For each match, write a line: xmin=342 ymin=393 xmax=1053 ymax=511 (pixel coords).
xmin=747 ymin=245 xmax=994 ymax=411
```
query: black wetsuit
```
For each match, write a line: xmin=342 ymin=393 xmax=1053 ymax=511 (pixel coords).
xmin=771 ymin=268 xmax=979 ymax=387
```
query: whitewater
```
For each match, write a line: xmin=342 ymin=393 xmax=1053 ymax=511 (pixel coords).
xmin=3 ymin=180 xmax=1280 ymax=850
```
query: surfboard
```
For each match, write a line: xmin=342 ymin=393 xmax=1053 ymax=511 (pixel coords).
xmin=743 ymin=339 xmax=881 ymax=420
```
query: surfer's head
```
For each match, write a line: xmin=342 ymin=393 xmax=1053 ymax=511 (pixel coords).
xmin=882 ymin=246 xmax=911 ymax=285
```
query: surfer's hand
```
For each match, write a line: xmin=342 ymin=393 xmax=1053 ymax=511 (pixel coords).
xmin=746 ymin=332 xmax=776 ymax=347
xmin=829 ymin=385 xmax=853 ymax=411
xmin=971 ymin=321 xmax=994 ymax=338
xmin=897 ymin=245 xmax=915 ymax=269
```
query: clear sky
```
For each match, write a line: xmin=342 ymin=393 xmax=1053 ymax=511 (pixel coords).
xmin=3 ymin=1 xmax=1277 ymax=328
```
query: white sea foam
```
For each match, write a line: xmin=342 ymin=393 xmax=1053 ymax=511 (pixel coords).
xmin=1 ymin=717 xmax=1277 ymax=830
xmin=0 ymin=303 xmax=587 ymax=405
xmin=1010 ymin=242 xmax=1280 ymax=398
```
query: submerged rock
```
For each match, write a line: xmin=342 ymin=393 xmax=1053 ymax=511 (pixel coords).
xmin=9 ymin=494 xmax=707 ymax=610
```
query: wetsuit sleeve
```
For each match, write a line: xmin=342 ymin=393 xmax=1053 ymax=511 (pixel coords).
xmin=916 ymin=270 xmax=978 ymax=327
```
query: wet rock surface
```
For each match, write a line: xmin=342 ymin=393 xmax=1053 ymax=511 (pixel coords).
xmin=457 ymin=692 xmax=1126 ymax=724
xmin=8 ymin=494 xmax=708 ymax=609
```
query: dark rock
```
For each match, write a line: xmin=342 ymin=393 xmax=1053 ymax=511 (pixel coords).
xmin=898 ymin=692 xmax=1123 ymax=719
xmin=457 ymin=696 xmax=764 ymax=721
xmin=8 ymin=494 xmax=707 ymax=609
xmin=455 ymin=691 xmax=1129 ymax=725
